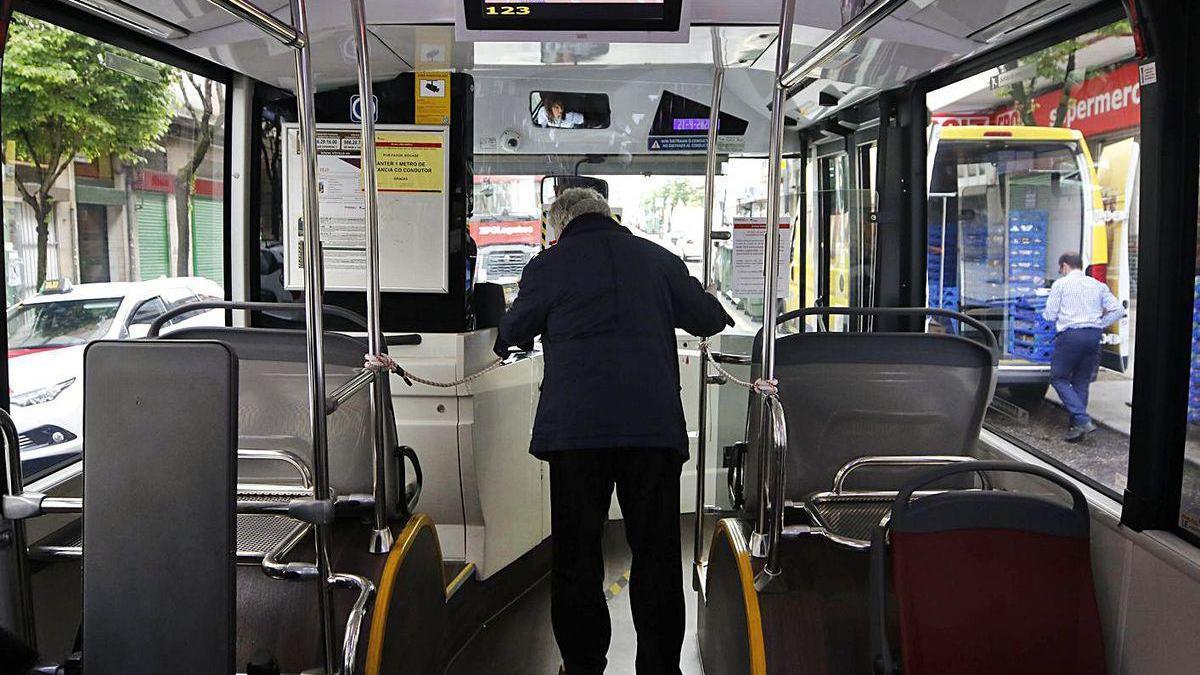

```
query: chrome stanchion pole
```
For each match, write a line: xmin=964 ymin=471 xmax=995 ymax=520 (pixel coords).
xmin=750 ymin=0 xmax=797 ymax=560
xmin=0 ymin=410 xmax=35 ymax=647
xmin=289 ymin=0 xmax=336 ymax=669
xmin=693 ymin=26 xmax=725 ymax=592
xmin=348 ymin=0 xmax=394 ymax=555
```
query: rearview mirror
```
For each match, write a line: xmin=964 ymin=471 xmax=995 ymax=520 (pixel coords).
xmin=540 ymin=175 xmax=610 ymax=206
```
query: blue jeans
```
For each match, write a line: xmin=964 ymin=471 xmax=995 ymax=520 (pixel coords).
xmin=1049 ymin=327 xmax=1102 ymax=427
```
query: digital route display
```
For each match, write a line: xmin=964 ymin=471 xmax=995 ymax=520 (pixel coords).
xmin=464 ymin=0 xmax=682 ymax=32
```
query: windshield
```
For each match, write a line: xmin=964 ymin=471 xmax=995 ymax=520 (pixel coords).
xmin=7 ymin=298 xmax=122 ymax=348
xmin=474 ymin=176 xmax=540 ymax=220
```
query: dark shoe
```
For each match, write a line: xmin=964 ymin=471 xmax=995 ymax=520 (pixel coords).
xmin=1064 ymin=421 xmax=1097 ymax=442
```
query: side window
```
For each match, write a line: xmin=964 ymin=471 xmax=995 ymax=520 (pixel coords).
xmin=925 ymin=19 xmax=1139 ymax=496
xmin=128 ymin=297 xmax=168 ymax=327
xmin=161 ymin=287 xmax=199 ymax=324
xmin=1183 ymin=161 xmax=1200 ymax=539
xmin=2 ymin=13 xmax=228 ymax=483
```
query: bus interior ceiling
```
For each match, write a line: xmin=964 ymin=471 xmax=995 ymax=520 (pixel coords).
xmin=4 ymin=0 xmax=1200 ymax=674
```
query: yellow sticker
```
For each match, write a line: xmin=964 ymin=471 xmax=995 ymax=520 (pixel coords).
xmin=375 ymin=130 xmax=445 ymax=193
xmin=414 ymin=71 xmax=451 ymax=126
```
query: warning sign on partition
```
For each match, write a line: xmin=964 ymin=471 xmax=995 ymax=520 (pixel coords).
xmin=375 ymin=130 xmax=445 ymax=193
xmin=731 ymin=217 xmax=793 ymax=299
xmin=414 ymin=71 xmax=451 ymax=126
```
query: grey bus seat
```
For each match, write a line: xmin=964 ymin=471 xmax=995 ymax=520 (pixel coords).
xmin=83 ymin=340 xmax=238 ymax=674
xmin=743 ymin=308 xmax=997 ymax=544
xmin=160 ymin=326 xmax=410 ymax=519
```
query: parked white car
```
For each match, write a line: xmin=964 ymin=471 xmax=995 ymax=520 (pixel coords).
xmin=7 ymin=277 xmax=225 ymax=479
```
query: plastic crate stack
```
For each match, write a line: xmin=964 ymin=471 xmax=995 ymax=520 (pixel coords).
xmin=927 ymin=221 xmax=959 ymax=313
xmin=1007 ymin=210 xmax=1052 ymax=362
xmin=1189 ymin=276 xmax=1200 ymax=424
xmin=1010 ymin=295 xmax=1055 ymax=363
xmin=1007 ymin=210 xmax=1049 ymax=295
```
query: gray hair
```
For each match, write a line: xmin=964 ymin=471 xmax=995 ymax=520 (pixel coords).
xmin=546 ymin=187 xmax=611 ymax=237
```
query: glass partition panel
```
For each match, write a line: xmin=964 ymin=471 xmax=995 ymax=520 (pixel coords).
xmin=3 ymin=13 xmax=228 ymax=484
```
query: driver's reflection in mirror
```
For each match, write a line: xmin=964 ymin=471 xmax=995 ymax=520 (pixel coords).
xmin=535 ymin=93 xmax=584 ymax=129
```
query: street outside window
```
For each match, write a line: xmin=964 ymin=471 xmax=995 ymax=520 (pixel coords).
xmin=2 ymin=14 xmax=228 ymax=483
xmin=925 ymin=19 xmax=1139 ymax=495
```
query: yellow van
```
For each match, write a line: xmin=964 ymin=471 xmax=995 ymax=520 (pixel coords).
xmin=926 ymin=125 xmax=1128 ymax=404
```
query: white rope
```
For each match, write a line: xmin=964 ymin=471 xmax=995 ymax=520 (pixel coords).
xmin=366 ymin=344 xmax=776 ymax=395
xmin=699 ymin=341 xmax=778 ymax=397
xmin=364 ymin=353 xmax=505 ymax=388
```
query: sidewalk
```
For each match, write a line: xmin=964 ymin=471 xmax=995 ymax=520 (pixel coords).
xmin=1044 ymin=371 xmax=1133 ymax=436
xmin=1043 ymin=370 xmax=1200 ymax=464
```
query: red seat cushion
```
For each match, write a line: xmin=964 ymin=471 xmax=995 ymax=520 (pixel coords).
xmin=890 ymin=528 xmax=1106 ymax=675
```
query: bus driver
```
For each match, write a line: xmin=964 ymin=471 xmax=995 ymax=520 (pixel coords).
xmin=536 ymin=93 xmax=585 ymax=129
xmin=494 ymin=188 xmax=732 ymax=674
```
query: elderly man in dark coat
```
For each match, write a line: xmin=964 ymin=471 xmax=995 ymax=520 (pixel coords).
xmin=495 ymin=187 xmax=732 ymax=674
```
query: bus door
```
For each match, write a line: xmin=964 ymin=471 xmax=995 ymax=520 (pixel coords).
xmin=808 ymin=140 xmax=877 ymax=332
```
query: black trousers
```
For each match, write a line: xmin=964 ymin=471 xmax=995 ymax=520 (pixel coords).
xmin=548 ymin=448 xmax=685 ymax=675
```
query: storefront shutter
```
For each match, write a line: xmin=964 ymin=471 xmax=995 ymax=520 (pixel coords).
xmin=191 ymin=196 xmax=224 ymax=283
xmin=136 ymin=193 xmax=169 ymax=281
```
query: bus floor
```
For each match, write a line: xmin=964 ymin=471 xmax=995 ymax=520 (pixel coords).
xmin=446 ymin=514 xmax=705 ymax=675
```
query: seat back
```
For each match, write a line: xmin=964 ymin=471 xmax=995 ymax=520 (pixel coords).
xmin=872 ymin=461 xmax=1105 ymax=675
xmin=162 ymin=327 xmax=407 ymax=517
xmin=747 ymin=330 xmax=995 ymax=499
xmin=83 ymin=340 xmax=237 ymax=674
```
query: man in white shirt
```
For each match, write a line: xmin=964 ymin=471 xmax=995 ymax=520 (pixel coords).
xmin=1042 ymin=251 xmax=1126 ymax=441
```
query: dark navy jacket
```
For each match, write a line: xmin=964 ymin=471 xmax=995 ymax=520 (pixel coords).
xmin=495 ymin=213 xmax=733 ymax=459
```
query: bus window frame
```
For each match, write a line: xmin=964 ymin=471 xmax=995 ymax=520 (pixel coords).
xmin=911 ymin=0 xmax=1200 ymax=545
xmin=2 ymin=0 xmax=235 ymax=433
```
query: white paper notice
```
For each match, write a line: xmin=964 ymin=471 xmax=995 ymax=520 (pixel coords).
xmin=731 ymin=217 xmax=793 ymax=299
xmin=283 ymin=123 xmax=451 ymax=293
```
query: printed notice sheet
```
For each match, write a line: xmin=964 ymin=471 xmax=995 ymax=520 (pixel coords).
xmin=283 ymin=124 xmax=450 ymax=293
xmin=731 ymin=217 xmax=793 ymax=299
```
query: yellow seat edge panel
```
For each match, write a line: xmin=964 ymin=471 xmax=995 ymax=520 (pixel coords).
xmin=714 ymin=518 xmax=767 ymax=675
xmin=364 ymin=514 xmax=445 ymax=675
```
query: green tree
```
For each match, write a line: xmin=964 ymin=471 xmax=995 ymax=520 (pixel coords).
xmin=2 ymin=16 xmax=174 ymax=287
xmin=174 ymin=73 xmax=222 ymax=276
xmin=644 ymin=179 xmax=704 ymax=234
xmin=997 ymin=20 xmax=1132 ymax=127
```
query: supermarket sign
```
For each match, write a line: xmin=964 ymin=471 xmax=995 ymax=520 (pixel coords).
xmin=931 ymin=114 xmax=991 ymax=127
xmin=990 ymin=62 xmax=1141 ymax=137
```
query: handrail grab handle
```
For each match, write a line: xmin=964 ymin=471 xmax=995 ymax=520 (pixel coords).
xmin=205 ymin=0 xmax=306 ymax=47
xmin=890 ymin=460 xmax=1090 ymax=526
xmin=238 ymin=448 xmax=314 ymax=490
xmin=774 ymin=306 xmax=1000 ymax=358
xmin=147 ymin=301 xmax=370 ymax=337
xmin=752 ymin=395 xmax=788 ymax=590
xmin=779 ymin=0 xmax=908 ymax=90
xmin=326 ymin=370 xmax=377 ymax=415
xmin=332 ymin=573 xmax=376 ymax=675
xmin=833 ymin=455 xmax=993 ymax=494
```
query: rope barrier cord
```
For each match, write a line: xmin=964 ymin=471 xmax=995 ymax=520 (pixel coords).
xmin=364 ymin=353 xmax=504 ymax=388
xmin=367 ymin=344 xmax=774 ymax=394
xmin=699 ymin=341 xmax=778 ymax=397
